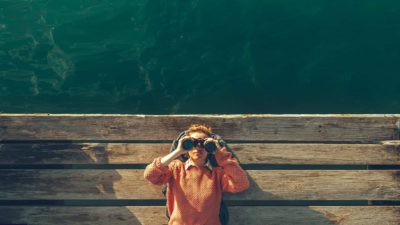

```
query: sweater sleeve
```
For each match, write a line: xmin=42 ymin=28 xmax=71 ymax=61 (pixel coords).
xmin=214 ymin=147 xmax=250 ymax=193
xmin=143 ymin=157 xmax=177 ymax=185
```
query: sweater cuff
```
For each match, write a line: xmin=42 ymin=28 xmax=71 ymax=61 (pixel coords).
xmin=153 ymin=157 xmax=169 ymax=171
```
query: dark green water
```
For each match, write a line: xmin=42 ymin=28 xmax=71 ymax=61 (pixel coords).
xmin=1 ymin=0 xmax=399 ymax=114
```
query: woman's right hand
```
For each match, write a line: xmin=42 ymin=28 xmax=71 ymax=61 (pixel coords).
xmin=160 ymin=135 xmax=192 ymax=166
xmin=175 ymin=135 xmax=192 ymax=156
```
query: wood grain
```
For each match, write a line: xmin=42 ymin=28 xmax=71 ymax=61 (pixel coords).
xmin=0 ymin=169 xmax=398 ymax=200
xmin=0 ymin=142 xmax=399 ymax=164
xmin=1 ymin=114 xmax=399 ymax=142
xmin=0 ymin=114 xmax=399 ymax=225
xmin=0 ymin=206 xmax=398 ymax=225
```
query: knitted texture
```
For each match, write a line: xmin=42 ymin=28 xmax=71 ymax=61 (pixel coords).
xmin=144 ymin=147 xmax=250 ymax=225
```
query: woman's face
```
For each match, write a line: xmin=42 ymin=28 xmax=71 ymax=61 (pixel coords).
xmin=187 ymin=131 xmax=209 ymax=163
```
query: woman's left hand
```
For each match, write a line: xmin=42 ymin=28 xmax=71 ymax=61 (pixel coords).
xmin=205 ymin=137 xmax=222 ymax=154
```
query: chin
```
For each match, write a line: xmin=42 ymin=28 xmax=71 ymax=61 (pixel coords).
xmin=191 ymin=156 xmax=203 ymax=161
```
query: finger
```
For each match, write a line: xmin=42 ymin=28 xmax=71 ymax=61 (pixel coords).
xmin=213 ymin=139 xmax=221 ymax=148
xmin=205 ymin=137 xmax=214 ymax=143
xmin=179 ymin=136 xmax=190 ymax=143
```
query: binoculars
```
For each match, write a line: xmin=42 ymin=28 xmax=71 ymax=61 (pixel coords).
xmin=181 ymin=138 xmax=218 ymax=154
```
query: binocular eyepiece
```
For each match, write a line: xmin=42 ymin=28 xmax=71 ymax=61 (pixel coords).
xmin=181 ymin=138 xmax=218 ymax=154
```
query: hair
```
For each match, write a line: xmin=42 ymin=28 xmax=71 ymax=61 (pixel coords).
xmin=186 ymin=123 xmax=213 ymax=136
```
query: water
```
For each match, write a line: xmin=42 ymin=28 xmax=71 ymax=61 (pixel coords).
xmin=1 ymin=0 xmax=399 ymax=114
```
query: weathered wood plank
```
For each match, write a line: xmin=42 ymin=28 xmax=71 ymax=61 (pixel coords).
xmin=0 ymin=170 xmax=398 ymax=200
xmin=230 ymin=206 xmax=400 ymax=225
xmin=0 ymin=206 xmax=399 ymax=225
xmin=0 ymin=114 xmax=399 ymax=142
xmin=1 ymin=142 xmax=399 ymax=164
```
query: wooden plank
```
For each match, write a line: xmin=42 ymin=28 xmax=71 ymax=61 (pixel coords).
xmin=0 ymin=114 xmax=399 ymax=142
xmin=0 ymin=206 xmax=399 ymax=225
xmin=230 ymin=206 xmax=400 ymax=225
xmin=0 ymin=170 xmax=398 ymax=200
xmin=0 ymin=142 xmax=399 ymax=164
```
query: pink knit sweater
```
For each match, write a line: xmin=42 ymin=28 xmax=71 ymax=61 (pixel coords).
xmin=143 ymin=147 xmax=250 ymax=225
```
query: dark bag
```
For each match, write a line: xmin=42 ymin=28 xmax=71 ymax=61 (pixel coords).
xmin=162 ymin=130 xmax=238 ymax=225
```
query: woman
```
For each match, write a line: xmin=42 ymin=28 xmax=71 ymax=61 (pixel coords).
xmin=143 ymin=124 xmax=250 ymax=225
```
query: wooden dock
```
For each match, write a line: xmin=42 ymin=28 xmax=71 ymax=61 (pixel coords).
xmin=0 ymin=114 xmax=399 ymax=224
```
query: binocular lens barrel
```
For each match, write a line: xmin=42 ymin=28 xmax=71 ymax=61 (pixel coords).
xmin=181 ymin=138 xmax=217 ymax=154
xmin=182 ymin=139 xmax=194 ymax=150
xmin=204 ymin=142 xmax=217 ymax=153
